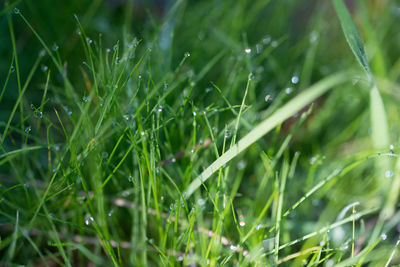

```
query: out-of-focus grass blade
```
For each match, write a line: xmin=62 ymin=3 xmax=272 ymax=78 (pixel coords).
xmin=370 ymin=86 xmax=389 ymax=149
xmin=333 ymin=0 xmax=370 ymax=74
xmin=185 ymin=72 xmax=350 ymax=197
xmin=333 ymin=0 xmax=389 ymax=150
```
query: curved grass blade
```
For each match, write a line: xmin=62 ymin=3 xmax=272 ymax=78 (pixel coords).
xmin=184 ymin=72 xmax=350 ymax=197
xmin=333 ymin=0 xmax=370 ymax=74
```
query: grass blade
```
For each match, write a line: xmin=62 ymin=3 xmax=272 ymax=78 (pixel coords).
xmin=333 ymin=0 xmax=370 ymax=74
xmin=185 ymin=72 xmax=350 ymax=197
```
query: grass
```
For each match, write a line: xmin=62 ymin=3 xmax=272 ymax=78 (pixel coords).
xmin=1 ymin=0 xmax=400 ymax=266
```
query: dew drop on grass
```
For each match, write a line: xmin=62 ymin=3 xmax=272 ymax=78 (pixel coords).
xmin=285 ymin=87 xmax=292 ymax=94
xmin=291 ymin=75 xmax=299 ymax=84
xmin=390 ymin=144 xmax=395 ymax=150
xmin=193 ymin=111 xmax=197 ymax=116
xmin=13 ymin=8 xmax=20 ymax=14
xmin=249 ymin=73 xmax=255 ymax=80
xmin=385 ymin=170 xmax=394 ymax=178
xmin=265 ymin=95 xmax=272 ymax=102
xmin=49 ymin=214 xmax=55 ymax=219
xmin=244 ymin=48 xmax=251 ymax=54
xmin=184 ymin=52 xmax=191 ymax=57
xmin=256 ymin=44 xmax=263 ymax=54
xmin=262 ymin=35 xmax=271 ymax=45
xmin=271 ymin=40 xmax=278 ymax=47
xmin=256 ymin=224 xmax=262 ymax=230
xmin=52 ymin=44 xmax=59 ymax=51
xmin=82 ymin=96 xmax=88 ymax=102
xmin=381 ymin=233 xmax=387 ymax=240
xmin=157 ymin=106 xmax=163 ymax=113
xmin=113 ymin=44 xmax=118 ymax=51
xmin=225 ymin=130 xmax=231 ymax=139
xmin=230 ymin=245 xmax=237 ymax=251
xmin=237 ymin=160 xmax=246 ymax=170
xmin=41 ymin=65 xmax=48 ymax=72
xmin=25 ymin=126 xmax=31 ymax=133
xmin=197 ymin=198 xmax=205 ymax=206
xmin=177 ymin=256 xmax=184 ymax=262
xmin=171 ymin=157 xmax=176 ymax=163
xmin=106 ymin=48 xmax=111 ymax=53
xmin=23 ymin=183 xmax=30 ymax=189
xmin=10 ymin=66 xmax=15 ymax=73
xmin=76 ymin=29 xmax=81 ymax=35
xmin=108 ymin=210 xmax=114 ymax=217
xmin=310 ymin=31 xmax=319 ymax=43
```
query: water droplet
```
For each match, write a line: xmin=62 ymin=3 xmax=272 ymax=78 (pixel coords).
xmin=177 ymin=256 xmax=184 ymax=262
xmin=63 ymin=106 xmax=72 ymax=116
xmin=82 ymin=96 xmax=88 ymax=102
xmin=230 ymin=245 xmax=237 ymax=251
xmin=171 ymin=157 xmax=176 ymax=163
xmin=193 ymin=111 xmax=197 ymax=116
xmin=197 ymin=198 xmax=205 ymax=206
xmin=225 ymin=130 xmax=231 ymax=139
xmin=25 ymin=126 xmax=31 ymax=133
xmin=39 ymin=50 xmax=46 ymax=57
xmin=310 ymin=155 xmax=319 ymax=165
xmin=34 ymin=110 xmax=43 ymax=118
xmin=13 ymin=8 xmax=20 ymax=14
xmin=262 ymin=35 xmax=271 ymax=45
xmin=385 ymin=170 xmax=394 ymax=178
xmin=113 ymin=44 xmax=118 ymax=51
xmin=87 ymin=38 xmax=93 ymax=44
xmin=184 ymin=52 xmax=191 ymax=57
xmin=390 ymin=144 xmax=395 ymax=150
xmin=237 ymin=160 xmax=246 ymax=170
xmin=256 ymin=224 xmax=262 ymax=230
xmin=291 ymin=75 xmax=299 ymax=84
xmin=10 ymin=66 xmax=15 ymax=73
xmin=52 ymin=44 xmax=59 ymax=51
xmin=239 ymin=215 xmax=246 ymax=227
xmin=285 ymin=87 xmax=292 ymax=94
xmin=381 ymin=233 xmax=387 ymax=240
xmin=271 ymin=40 xmax=278 ymax=47
xmin=49 ymin=213 xmax=55 ymax=219
xmin=157 ymin=106 xmax=163 ymax=113
xmin=310 ymin=31 xmax=319 ymax=44
xmin=106 ymin=48 xmax=111 ymax=53
xmin=84 ymin=214 xmax=94 ymax=225
xmin=205 ymin=87 xmax=213 ymax=93
xmin=41 ymin=65 xmax=48 ymax=72
xmin=23 ymin=183 xmax=30 ymax=189
xmin=265 ymin=95 xmax=271 ymax=102
xmin=244 ymin=48 xmax=251 ymax=54
xmin=123 ymin=114 xmax=130 ymax=121
xmin=76 ymin=29 xmax=81 ymax=35
xmin=249 ymin=73 xmax=255 ymax=80
xmin=108 ymin=210 xmax=114 ymax=217
xmin=256 ymin=44 xmax=263 ymax=54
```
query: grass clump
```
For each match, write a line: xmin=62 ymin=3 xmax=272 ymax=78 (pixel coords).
xmin=1 ymin=0 xmax=400 ymax=266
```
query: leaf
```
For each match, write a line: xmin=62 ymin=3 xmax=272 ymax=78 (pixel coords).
xmin=184 ymin=72 xmax=350 ymax=197
xmin=333 ymin=0 xmax=370 ymax=74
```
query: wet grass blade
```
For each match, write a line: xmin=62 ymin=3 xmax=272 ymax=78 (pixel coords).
xmin=185 ymin=72 xmax=350 ymax=197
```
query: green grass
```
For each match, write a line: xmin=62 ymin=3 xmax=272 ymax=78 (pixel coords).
xmin=1 ymin=0 xmax=400 ymax=266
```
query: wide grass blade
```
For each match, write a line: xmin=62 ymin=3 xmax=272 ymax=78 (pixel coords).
xmin=333 ymin=0 xmax=370 ymax=74
xmin=185 ymin=72 xmax=350 ymax=197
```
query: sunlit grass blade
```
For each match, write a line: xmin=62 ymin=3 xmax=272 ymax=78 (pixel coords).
xmin=185 ymin=72 xmax=350 ymax=197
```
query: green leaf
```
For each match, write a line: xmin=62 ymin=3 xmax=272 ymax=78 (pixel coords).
xmin=333 ymin=0 xmax=370 ymax=74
